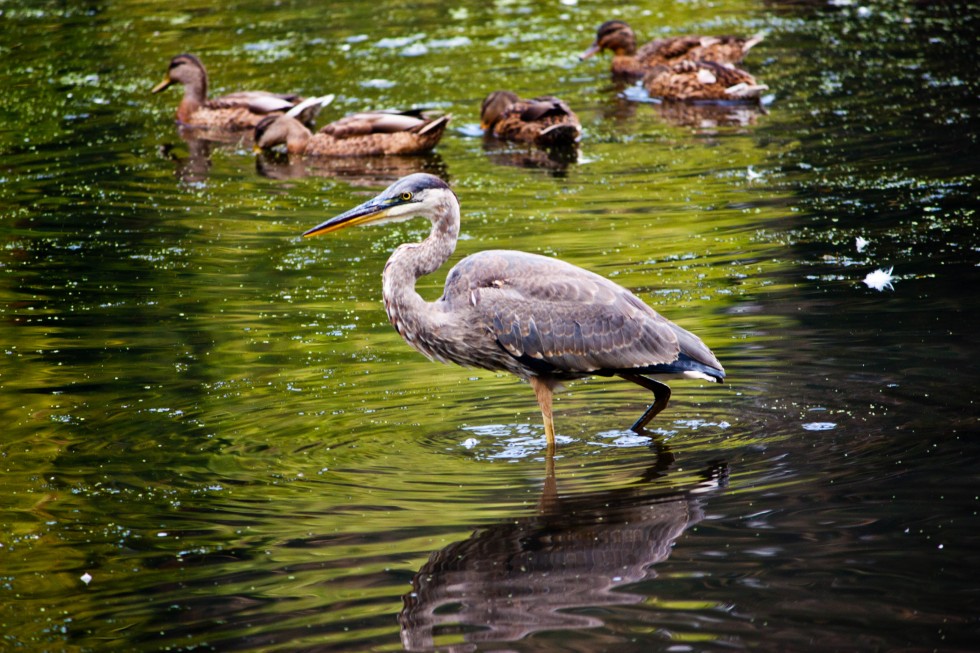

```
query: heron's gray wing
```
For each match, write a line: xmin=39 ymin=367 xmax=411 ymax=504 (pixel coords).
xmin=444 ymin=250 xmax=683 ymax=375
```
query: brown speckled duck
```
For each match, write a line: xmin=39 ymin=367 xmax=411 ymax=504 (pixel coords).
xmin=254 ymin=108 xmax=451 ymax=157
xmin=480 ymin=91 xmax=581 ymax=148
xmin=643 ymin=59 xmax=768 ymax=102
xmin=152 ymin=54 xmax=326 ymax=130
xmin=581 ymin=20 xmax=764 ymax=79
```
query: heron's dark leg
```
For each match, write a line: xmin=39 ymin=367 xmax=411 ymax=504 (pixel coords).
xmin=530 ymin=376 xmax=556 ymax=454
xmin=619 ymin=374 xmax=671 ymax=433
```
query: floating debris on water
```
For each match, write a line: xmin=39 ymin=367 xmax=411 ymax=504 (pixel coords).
xmin=856 ymin=236 xmax=869 ymax=252
xmin=863 ymin=267 xmax=896 ymax=291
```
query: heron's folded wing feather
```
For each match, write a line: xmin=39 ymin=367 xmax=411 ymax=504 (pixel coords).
xmin=446 ymin=251 xmax=681 ymax=374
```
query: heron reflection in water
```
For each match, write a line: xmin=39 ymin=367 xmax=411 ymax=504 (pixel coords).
xmin=303 ymin=174 xmax=725 ymax=448
xmin=399 ymin=456 xmax=729 ymax=650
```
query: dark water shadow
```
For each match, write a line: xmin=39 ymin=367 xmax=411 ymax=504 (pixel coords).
xmin=398 ymin=446 xmax=728 ymax=651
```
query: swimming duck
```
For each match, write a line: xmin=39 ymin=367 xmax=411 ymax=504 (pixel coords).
xmin=581 ymin=20 xmax=764 ymax=79
xmin=152 ymin=54 xmax=327 ymax=130
xmin=254 ymin=108 xmax=451 ymax=157
xmin=480 ymin=91 xmax=581 ymax=148
xmin=643 ymin=59 xmax=768 ymax=102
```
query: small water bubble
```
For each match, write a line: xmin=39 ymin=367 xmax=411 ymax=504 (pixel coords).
xmin=803 ymin=422 xmax=837 ymax=431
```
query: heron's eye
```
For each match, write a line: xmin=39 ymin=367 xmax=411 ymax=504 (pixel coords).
xmin=400 ymin=192 xmax=413 ymax=201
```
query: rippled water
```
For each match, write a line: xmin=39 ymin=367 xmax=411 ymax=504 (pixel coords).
xmin=1 ymin=0 xmax=978 ymax=651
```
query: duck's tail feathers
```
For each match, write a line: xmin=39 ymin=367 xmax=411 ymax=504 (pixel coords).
xmin=743 ymin=32 xmax=766 ymax=54
xmin=725 ymin=82 xmax=769 ymax=99
xmin=416 ymin=114 xmax=451 ymax=136
xmin=286 ymin=94 xmax=335 ymax=125
xmin=534 ymin=123 xmax=581 ymax=148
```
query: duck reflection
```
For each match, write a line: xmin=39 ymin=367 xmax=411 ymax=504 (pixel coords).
xmin=399 ymin=451 xmax=727 ymax=651
xmin=652 ymin=100 xmax=766 ymax=130
xmin=481 ymin=137 xmax=579 ymax=176
xmin=158 ymin=125 xmax=254 ymax=184
xmin=255 ymin=150 xmax=448 ymax=186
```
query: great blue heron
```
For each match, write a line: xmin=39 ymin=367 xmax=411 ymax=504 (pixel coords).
xmin=303 ymin=173 xmax=725 ymax=450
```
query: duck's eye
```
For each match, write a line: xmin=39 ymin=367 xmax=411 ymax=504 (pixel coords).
xmin=400 ymin=192 xmax=413 ymax=201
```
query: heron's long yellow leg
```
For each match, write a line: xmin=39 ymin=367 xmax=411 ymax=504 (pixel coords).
xmin=530 ymin=376 xmax=556 ymax=456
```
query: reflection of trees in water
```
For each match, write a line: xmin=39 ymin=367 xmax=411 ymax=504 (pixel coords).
xmin=399 ymin=454 xmax=728 ymax=652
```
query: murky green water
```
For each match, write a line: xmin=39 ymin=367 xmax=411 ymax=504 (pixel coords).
xmin=2 ymin=0 xmax=977 ymax=651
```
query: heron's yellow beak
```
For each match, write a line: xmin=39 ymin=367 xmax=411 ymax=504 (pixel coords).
xmin=151 ymin=76 xmax=173 ymax=94
xmin=303 ymin=196 xmax=404 ymax=237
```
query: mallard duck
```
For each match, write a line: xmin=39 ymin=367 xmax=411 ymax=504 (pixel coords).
xmin=643 ymin=59 xmax=768 ymax=102
xmin=254 ymin=108 xmax=451 ymax=157
xmin=152 ymin=53 xmax=327 ymax=130
xmin=480 ymin=91 xmax=581 ymax=148
xmin=581 ymin=20 xmax=764 ymax=79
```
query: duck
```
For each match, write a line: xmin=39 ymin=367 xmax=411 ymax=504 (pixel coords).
xmin=643 ymin=59 xmax=768 ymax=102
xmin=581 ymin=20 xmax=764 ymax=79
xmin=254 ymin=106 xmax=451 ymax=157
xmin=152 ymin=53 xmax=327 ymax=130
xmin=480 ymin=91 xmax=581 ymax=148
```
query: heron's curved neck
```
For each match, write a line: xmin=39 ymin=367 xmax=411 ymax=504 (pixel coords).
xmin=381 ymin=194 xmax=460 ymax=334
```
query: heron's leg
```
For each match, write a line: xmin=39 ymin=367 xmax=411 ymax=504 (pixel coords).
xmin=530 ymin=376 xmax=556 ymax=454
xmin=619 ymin=374 xmax=671 ymax=433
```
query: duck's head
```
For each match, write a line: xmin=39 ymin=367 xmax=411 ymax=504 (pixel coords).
xmin=580 ymin=20 xmax=637 ymax=59
xmin=253 ymin=114 xmax=306 ymax=151
xmin=479 ymin=90 xmax=520 ymax=130
xmin=152 ymin=54 xmax=208 ymax=94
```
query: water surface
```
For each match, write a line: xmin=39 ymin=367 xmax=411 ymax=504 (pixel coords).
xmin=1 ymin=0 xmax=978 ymax=651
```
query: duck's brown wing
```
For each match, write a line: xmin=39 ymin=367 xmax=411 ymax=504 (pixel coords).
xmin=320 ymin=111 xmax=427 ymax=137
xmin=519 ymin=97 xmax=575 ymax=122
xmin=209 ymin=91 xmax=301 ymax=115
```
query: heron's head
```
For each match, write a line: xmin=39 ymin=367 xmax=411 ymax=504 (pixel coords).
xmin=152 ymin=54 xmax=207 ymax=94
xmin=303 ymin=173 xmax=457 ymax=237
xmin=580 ymin=20 xmax=636 ymax=60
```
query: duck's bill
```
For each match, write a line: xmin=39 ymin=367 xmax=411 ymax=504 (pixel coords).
xmin=151 ymin=77 xmax=173 ymax=94
xmin=579 ymin=43 xmax=601 ymax=60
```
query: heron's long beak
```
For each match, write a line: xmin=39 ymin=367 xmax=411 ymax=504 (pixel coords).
xmin=579 ymin=42 xmax=601 ymax=61
xmin=151 ymin=76 xmax=173 ymax=94
xmin=303 ymin=196 xmax=404 ymax=237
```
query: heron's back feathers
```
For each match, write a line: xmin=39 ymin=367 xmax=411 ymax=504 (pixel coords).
xmin=441 ymin=250 xmax=724 ymax=380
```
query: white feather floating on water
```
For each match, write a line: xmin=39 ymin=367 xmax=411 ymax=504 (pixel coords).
xmin=863 ymin=267 xmax=895 ymax=291
xmin=856 ymin=236 xmax=868 ymax=253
